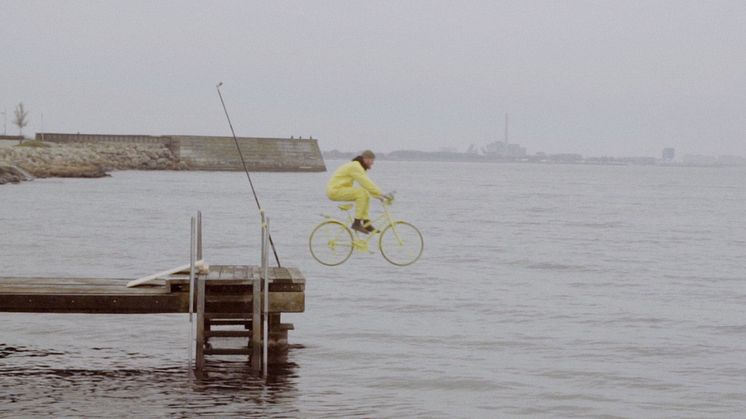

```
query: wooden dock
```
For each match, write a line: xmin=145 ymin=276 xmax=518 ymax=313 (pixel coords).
xmin=0 ymin=264 xmax=305 ymax=370
xmin=0 ymin=212 xmax=298 ymax=374
xmin=0 ymin=265 xmax=304 ymax=314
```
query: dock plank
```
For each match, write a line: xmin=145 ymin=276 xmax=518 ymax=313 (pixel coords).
xmin=0 ymin=293 xmax=187 ymax=313
xmin=166 ymin=265 xmax=305 ymax=288
xmin=0 ymin=278 xmax=170 ymax=294
xmin=1 ymin=277 xmax=136 ymax=286
xmin=206 ymin=268 xmax=221 ymax=281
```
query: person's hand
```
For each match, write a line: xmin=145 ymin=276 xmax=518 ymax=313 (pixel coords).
xmin=381 ymin=193 xmax=394 ymax=203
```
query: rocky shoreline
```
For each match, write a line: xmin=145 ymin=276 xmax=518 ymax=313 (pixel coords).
xmin=0 ymin=142 xmax=184 ymax=185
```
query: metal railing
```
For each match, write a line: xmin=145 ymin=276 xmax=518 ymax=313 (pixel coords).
xmin=252 ymin=210 xmax=270 ymax=375
xmin=188 ymin=212 xmax=203 ymax=371
xmin=188 ymin=210 xmax=270 ymax=376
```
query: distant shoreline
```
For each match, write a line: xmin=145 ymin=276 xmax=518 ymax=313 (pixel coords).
xmin=323 ymin=150 xmax=746 ymax=168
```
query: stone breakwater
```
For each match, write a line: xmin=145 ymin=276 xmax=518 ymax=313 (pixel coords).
xmin=0 ymin=142 xmax=183 ymax=185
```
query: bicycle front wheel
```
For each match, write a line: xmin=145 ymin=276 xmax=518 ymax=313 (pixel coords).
xmin=309 ymin=221 xmax=354 ymax=266
xmin=379 ymin=221 xmax=423 ymax=266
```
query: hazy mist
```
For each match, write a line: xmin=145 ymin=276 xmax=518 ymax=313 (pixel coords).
xmin=2 ymin=0 xmax=745 ymax=157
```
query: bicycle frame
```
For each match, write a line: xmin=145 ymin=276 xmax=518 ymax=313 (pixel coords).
xmin=311 ymin=195 xmax=422 ymax=266
xmin=322 ymin=199 xmax=399 ymax=254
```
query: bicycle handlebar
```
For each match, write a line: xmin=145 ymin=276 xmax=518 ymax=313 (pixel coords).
xmin=377 ymin=191 xmax=396 ymax=205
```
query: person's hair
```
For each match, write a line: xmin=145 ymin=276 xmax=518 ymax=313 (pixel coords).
xmin=352 ymin=155 xmax=370 ymax=170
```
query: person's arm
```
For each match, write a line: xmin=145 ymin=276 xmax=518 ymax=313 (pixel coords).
xmin=350 ymin=164 xmax=382 ymax=196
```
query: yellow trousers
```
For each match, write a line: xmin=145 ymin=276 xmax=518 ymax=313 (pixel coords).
xmin=327 ymin=187 xmax=370 ymax=220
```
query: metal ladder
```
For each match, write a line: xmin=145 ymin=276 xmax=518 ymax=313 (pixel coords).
xmin=189 ymin=211 xmax=271 ymax=375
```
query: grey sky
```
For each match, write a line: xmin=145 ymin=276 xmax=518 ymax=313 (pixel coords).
xmin=2 ymin=1 xmax=745 ymax=156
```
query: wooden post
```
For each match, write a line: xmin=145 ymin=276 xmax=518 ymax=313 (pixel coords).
xmin=195 ymin=271 xmax=206 ymax=371
xmin=267 ymin=313 xmax=290 ymax=363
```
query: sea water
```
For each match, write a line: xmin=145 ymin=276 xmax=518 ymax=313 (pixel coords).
xmin=1 ymin=161 xmax=745 ymax=417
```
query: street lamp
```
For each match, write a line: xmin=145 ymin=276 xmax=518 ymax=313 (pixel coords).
xmin=1 ymin=110 xmax=6 ymax=136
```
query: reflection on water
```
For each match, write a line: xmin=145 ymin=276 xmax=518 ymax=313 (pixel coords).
xmin=0 ymin=342 xmax=304 ymax=417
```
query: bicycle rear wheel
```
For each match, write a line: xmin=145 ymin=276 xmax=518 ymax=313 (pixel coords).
xmin=309 ymin=221 xmax=354 ymax=266
xmin=379 ymin=221 xmax=423 ymax=266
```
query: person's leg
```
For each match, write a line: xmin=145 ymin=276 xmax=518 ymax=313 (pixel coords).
xmin=328 ymin=187 xmax=370 ymax=217
xmin=328 ymin=187 xmax=371 ymax=233
xmin=353 ymin=188 xmax=370 ymax=220
xmin=327 ymin=187 xmax=356 ymax=202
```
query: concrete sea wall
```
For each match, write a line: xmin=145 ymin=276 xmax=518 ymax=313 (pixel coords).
xmin=174 ymin=136 xmax=325 ymax=171
xmin=38 ymin=133 xmax=326 ymax=172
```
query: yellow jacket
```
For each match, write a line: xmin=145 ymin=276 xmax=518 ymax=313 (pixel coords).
xmin=326 ymin=160 xmax=382 ymax=196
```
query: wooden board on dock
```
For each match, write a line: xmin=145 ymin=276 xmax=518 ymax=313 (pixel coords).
xmin=126 ymin=261 xmax=207 ymax=288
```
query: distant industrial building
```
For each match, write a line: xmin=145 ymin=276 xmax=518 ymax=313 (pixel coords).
xmin=661 ymin=147 xmax=675 ymax=161
xmin=481 ymin=113 xmax=527 ymax=158
xmin=481 ymin=141 xmax=527 ymax=158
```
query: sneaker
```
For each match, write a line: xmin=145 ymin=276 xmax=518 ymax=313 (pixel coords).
xmin=351 ymin=219 xmax=370 ymax=234
xmin=363 ymin=220 xmax=379 ymax=234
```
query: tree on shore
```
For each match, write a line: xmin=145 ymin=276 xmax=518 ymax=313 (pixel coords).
xmin=14 ymin=102 xmax=29 ymax=142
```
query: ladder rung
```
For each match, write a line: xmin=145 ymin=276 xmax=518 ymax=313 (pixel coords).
xmin=205 ymin=313 xmax=252 ymax=319
xmin=207 ymin=319 xmax=252 ymax=326
xmin=204 ymin=347 xmax=252 ymax=355
xmin=205 ymin=330 xmax=252 ymax=338
xmin=206 ymin=295 xmax=252 ymax=303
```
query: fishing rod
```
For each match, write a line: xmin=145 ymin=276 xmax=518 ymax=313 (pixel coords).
xmin=216 ymin=82 xmax=281 ymax=267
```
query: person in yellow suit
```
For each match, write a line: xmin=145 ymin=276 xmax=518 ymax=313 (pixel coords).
xmin=326 ymin=150 xmax=390 ymax=234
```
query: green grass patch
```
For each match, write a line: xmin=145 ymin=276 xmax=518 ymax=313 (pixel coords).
xmin=16 ymin=139 xmax=51 ymax=148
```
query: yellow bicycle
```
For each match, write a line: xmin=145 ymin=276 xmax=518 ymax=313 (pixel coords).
xmin=309 ymin=194 xmax=423 ymax=266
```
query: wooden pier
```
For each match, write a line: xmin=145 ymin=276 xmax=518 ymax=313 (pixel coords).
xmin=0 ymin=212 xmax=305 ymax=374
xmin=0 ymin=266 xmax=304 ymax=314
xmin=0 ymin=265 xmax=304 ymax=368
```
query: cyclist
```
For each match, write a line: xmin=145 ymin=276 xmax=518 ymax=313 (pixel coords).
xmin=326 ymin=150 xmax=390 ymax=234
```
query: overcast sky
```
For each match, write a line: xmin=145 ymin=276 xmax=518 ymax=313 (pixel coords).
xmin=1 ymin=1 xmax=745 ymax=156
